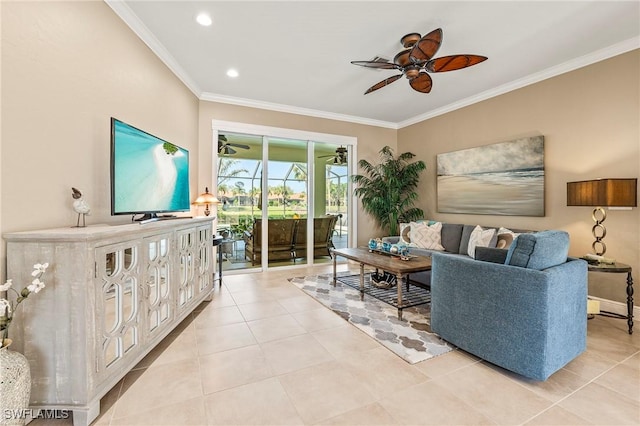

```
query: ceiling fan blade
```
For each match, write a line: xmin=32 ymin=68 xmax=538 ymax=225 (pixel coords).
xmin=409 ymin=28 xmax=443 ymax=63
xmin=409 ymin=73 xmax=433 ymax=93
xmin=318 ymin=154 xmax=336 ymax=158
xmin=426 ymin=55 xmax=488 ymax=72
xmin=351 ymin=60 xmax=400 ymax=70
xmin=393 ymin=49 xmax=412 ymax=68
xmin=364 ymin=74 xmax=403 ymax=94
xmin=218 ymin=134 xmax=227 ymax=142
xmin=228 ymin=143 xmax=250 ymax=150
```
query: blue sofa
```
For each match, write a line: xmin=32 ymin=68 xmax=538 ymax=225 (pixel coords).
xmin=430 ymin=230 xmax=588 ymax=381
xmin=383 ymin=222 xmax=531 ymax=286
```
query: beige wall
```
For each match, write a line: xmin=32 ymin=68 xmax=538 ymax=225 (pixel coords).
xmin=1 ymin=2 xmax=199 ymax=277
xmin=399 ymin=50 xmax=640 ymax=304
xmin=1 ymin=1 xmax=199 ymax=231
xmin=197 ymin=101 xmax=397 ymax=243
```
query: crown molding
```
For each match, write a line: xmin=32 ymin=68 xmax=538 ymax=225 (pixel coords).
xmin=200 ymin=93 xmax=398 ymax=129
xmin=104 ymin=0 xmax=202 ymax=96
xmin=200 ymin=92 xmax=398 ymax=130
xmin=398 ymin=37 xmax=640 ymax=128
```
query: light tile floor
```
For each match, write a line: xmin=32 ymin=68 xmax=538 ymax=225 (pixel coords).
xmin=34 ymin=264 xmax=639 ymax=425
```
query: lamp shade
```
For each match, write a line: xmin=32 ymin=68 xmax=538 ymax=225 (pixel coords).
xmin=194 ymin=187 xmax=220 ymax=205
xmin=567 ymin=178 xmax=637 ymax=207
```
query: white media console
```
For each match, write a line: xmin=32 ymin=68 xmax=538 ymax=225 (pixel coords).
xmin=4 ymin=218 xmax=215 ymax=425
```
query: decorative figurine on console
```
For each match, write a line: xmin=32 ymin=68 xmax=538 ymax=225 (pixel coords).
xmin=71 ymin=187 xmax=91 ymax=228
xmin=368 ymin=238 xmax=382 ymax=251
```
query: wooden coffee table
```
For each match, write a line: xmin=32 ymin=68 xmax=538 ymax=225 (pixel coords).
xmin=331 ymin=247 xmax=432 ymax=320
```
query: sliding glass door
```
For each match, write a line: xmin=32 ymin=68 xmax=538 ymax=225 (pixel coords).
xmin=213 ymin=122 xmax=355 ymax=273
xmin=216 ymin=133 xmax=262 ymax=270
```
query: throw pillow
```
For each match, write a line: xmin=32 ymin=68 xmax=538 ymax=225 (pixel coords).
xmin=496 ymin=227 xmax=520 ymax=249
xmin=399 ymin=223 xmax=412 ymax=245
xmin=467 ymin=225 xmax=497 ymax=258
xmin=410 ymin=221 xmax=445 ymax=250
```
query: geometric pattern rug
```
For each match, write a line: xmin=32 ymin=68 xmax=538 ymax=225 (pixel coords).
xmin=288 ymin=272 xmax=453 ymax=364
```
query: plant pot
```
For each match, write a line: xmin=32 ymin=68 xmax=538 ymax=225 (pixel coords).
xmin=0 ymin=339 xmax=31 ymax=426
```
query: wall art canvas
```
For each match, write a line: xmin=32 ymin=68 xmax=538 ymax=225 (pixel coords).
xmin=437 ymin=136 xmax=545 ymax=216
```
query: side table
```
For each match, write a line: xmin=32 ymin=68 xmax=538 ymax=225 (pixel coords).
xmin=587 ymin=262 xmax=634 ymax=334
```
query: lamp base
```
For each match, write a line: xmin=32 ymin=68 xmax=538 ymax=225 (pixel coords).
xmin=591 ymin=207 xmax=607 ymax=256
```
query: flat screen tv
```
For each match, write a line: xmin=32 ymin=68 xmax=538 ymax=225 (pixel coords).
xmin=110 ymin=117 xmax=190 ymax=221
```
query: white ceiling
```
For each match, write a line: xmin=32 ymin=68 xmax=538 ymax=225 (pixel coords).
xmin=107 ymin=1 xmax=639 ymax=128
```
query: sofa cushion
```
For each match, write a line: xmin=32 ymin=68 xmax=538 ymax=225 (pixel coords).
xmin=441 ymin=223 xmax=464 ymax=253
xmin=505 ymin=230 xmax=570 ymax=270
xmin=467 ymin=225 xmax=497 ymax=258
xmin=458 ymin=225 xmax=477 ymax=255
xmin=475 ymin=247 xmax=509 ymax=264
xmin=410 ymin=221 xmax=445 ymax=250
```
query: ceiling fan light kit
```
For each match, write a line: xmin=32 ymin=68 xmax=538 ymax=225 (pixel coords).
xmin=400 ymin=33 xmax=421 ymax=48
xmin=352 ymin=28 xmax=487 ymax=95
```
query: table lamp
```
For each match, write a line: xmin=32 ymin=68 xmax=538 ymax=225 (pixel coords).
xmin=193 ymin=187 xmax=220 ymax=217
xmin=566 ymin=178 xmax=637 ymax=255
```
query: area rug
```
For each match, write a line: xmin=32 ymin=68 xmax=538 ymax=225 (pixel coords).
xmin=288 ymin=272 xmax=452 ymax=364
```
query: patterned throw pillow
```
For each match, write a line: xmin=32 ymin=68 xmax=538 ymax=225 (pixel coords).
xmin=496 ymin=227 xmax=520 ymax=249
xmin=467 ymin=225 xmax=497 ymax=258
xmin=399 ymin=223 xmax=412 ymax=244
xmin=410 ymin=221 xmax=445 ymax=250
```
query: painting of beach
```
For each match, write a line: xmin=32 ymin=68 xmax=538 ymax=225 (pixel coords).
xmin=437 ymin=136 xmax=544 ymax=216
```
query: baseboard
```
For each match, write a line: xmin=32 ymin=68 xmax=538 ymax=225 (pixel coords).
xmin=588 ymin=295 xmax=640 ymax=318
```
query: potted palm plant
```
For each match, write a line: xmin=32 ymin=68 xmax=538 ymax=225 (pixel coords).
xmin=352 ymin=146 xmax=426 ymax=236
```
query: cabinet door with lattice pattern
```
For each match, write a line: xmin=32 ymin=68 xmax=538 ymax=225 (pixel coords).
xmin=176 ymin=228 xmax=197 ymax=312
xmin=144 ymin=232 xmax=174 ymax=341
xmin=195 ymin=224 xmax=213 ymax=299
xmin=95 ymin=241 xmax=142 ymax=378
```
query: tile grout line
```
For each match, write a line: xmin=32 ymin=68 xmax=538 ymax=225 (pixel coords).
xmin=516 ymin=349 xmax=640 ymax=425
xmin=105 ymin=379 xmax=124 ymax=426
xmin=210 ymin=276 xmax=329 ymax=424
xmin=191 ymin=308 xmax=209 ymax=425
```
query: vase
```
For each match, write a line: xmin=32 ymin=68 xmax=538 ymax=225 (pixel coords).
xmin=0 ymin=339 xmax=31 ymax=426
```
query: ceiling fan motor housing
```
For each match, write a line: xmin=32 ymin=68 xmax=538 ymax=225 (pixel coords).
xmin=405 ymin=66 xmax=421 ymax=79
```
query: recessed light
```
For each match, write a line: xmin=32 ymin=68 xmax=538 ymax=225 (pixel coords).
xmin=226 ymin=69 xmax=239 ymax=78
xmin=196 ymin=13 xmax=212 ymax=26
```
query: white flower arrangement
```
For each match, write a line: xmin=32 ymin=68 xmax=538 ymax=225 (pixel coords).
xmin=1 ymin=263 xmax=49 ymax=346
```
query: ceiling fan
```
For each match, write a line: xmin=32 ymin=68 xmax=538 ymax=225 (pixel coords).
xmin=318 ymin=146 xmax=348 ymax=165
xmin=218 ymin=134 xmax=249 ymax=155
xmin=351 ymin=28 xmax=487 ymax=95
